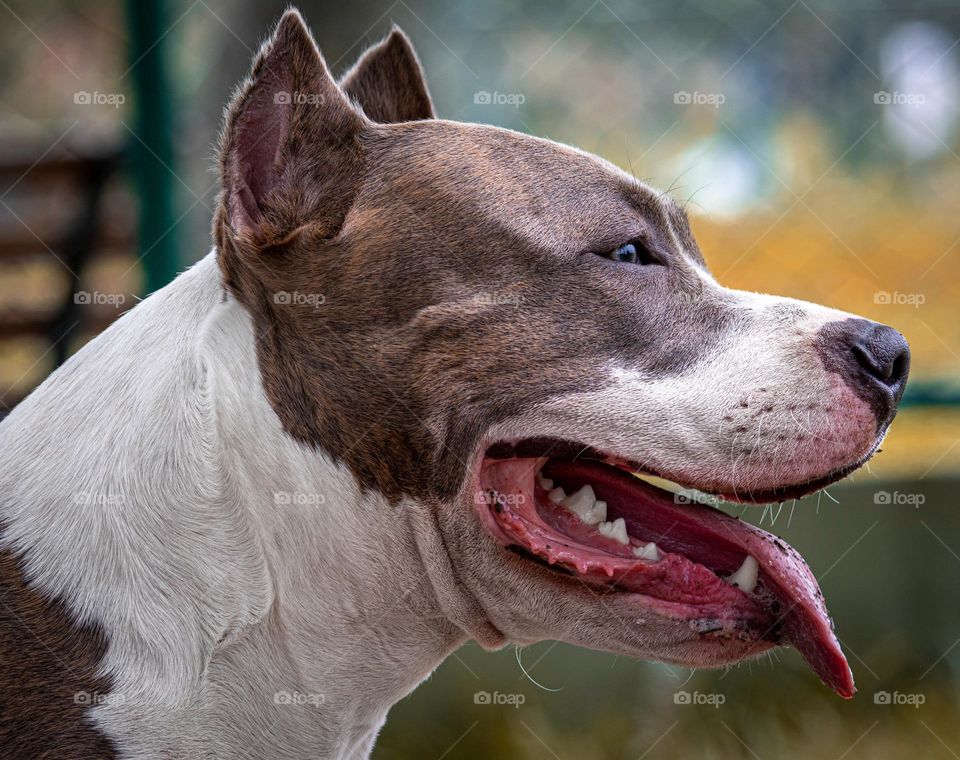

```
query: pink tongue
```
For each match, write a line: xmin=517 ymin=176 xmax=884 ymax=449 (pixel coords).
xmin=544 ymin=460 xmax=856 ymax=698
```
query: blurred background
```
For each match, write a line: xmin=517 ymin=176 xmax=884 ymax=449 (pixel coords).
xmin=1 ymin=0 xmax=959 ymax=757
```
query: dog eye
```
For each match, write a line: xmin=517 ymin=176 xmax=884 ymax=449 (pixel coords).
xmin=604 ymin=241 xmax=660 ymax=266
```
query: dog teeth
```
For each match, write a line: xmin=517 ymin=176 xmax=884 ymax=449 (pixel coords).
xmin=598 ymin=517 xmax=629 ymax=545
xmin=538 ymin=476 xmax=554 ymax=490
xmin=632 ymin=473 xmax=683 ymax=494
xmin=547 ymin=482 xmax=615 ymax=529
xmin=560 ymin=485 xmax=607 ymax=525
xmin=563 ymin=484 xmax=595 ymax=511
xmin=632 ymin=473 xmax=719 ymax=506
xmin=632 ymin=542 xmax=661 ymax=561
xmin=724 ymin=555 xmax=759 ymax=593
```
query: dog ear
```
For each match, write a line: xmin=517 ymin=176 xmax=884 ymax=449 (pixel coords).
xmin=218 ymin=9 xmax=365 ymax=239
xmin=340 ymin=27 xmax=435 ymax=123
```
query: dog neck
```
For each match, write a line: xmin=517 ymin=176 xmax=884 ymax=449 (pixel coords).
xmin=1 ymin=253 xmax=472 ymax=758
xmin=194 ymin=257 xmax=470 ymax=755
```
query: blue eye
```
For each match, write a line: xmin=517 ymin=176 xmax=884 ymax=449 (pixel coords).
xmin=603 ymin=241 xmax=660 ymax=266
xmin=611 ymin=242 xmax=639 ymax=263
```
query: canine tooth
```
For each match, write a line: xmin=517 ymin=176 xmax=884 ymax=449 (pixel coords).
xmin=632 ymin=542 xmax=661 ymax=561
xmin=548 ymin=487 xmax=566 ymax=504
xmin=633 ymin=473 xmax=684 ymax=494
xmin=633 ymin=474 xmax=724 ymax=507
xmin=725 ymin=555 xmax=759 ymax=593
xmin=538 ymin=476 xmax=554 ymax=490
xmin=598 ymin=518 xmax=629 ymax=545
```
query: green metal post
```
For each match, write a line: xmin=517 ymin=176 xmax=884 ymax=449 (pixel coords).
xmin=126 ymin=0 xmax=179 ymax=293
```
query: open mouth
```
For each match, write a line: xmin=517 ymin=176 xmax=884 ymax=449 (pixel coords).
xmin=476 ymin=438 xmax=856 ymax=699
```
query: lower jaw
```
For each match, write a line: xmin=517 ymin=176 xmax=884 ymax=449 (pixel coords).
xmin=506 ymin=543 xmax=781 ymax=661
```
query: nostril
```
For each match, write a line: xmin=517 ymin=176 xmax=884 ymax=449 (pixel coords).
xmin=890 ymin=350 xmax=909 ymax=384
xmin=852 ymin=324 xmax=910 ymax=388
xmin=816 ymin=317 xmax=910 ymax=426
xmin=851 ymin=343 xmax=875 ymax=376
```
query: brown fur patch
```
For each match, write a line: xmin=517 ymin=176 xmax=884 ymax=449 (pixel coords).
xmin=0 ymin=546 xmax=116 ymax=758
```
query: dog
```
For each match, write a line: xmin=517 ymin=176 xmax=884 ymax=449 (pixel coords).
xmin=0 ymin=9 xmax=909 ymax=759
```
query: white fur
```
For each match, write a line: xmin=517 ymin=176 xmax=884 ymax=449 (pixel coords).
xmin=0 ymin=253 xmax=465 ymax=758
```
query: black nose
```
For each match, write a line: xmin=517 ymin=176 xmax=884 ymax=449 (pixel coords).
xmin=851 ymin=322 xmax=910 ymax=389
xmin=816 ymin=318 xmax=910 ymax=426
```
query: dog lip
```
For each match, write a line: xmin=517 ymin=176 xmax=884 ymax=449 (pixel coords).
xmin=483 ymin=435 xmax=878 ymax=506
xmin=707 ymin=437 xmax=885 ymax=504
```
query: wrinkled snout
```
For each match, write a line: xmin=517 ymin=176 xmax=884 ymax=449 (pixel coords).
xmin=816 ymin=318 xmax=910 ymax=427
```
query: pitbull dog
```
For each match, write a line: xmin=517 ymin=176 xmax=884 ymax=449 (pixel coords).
xmin=0 ymin=9 xmax=909 ymax=759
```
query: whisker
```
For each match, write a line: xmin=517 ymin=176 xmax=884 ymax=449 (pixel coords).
xmin=789 ymin=408 xmax=841 ymax=443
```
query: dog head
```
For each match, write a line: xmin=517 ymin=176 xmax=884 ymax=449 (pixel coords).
xmin=216 ymin=10 xmax=909 ymax=698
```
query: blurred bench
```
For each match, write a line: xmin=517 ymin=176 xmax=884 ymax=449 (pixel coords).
xmin=0 ymin=139 xmax=135 ymax=415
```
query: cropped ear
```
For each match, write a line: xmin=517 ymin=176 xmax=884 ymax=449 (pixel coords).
xmin=218 ymin=9 xmax=365 ymax=239
xmin=340 ymin=27 xmax=435 ymax=123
